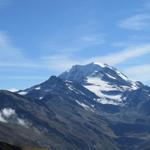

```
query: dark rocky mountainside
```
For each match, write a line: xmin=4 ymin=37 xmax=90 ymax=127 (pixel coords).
xmin=0 ymin=142 xmax=22 ymax=150
xmin=0 ymin=63 xmax=150 ymax=150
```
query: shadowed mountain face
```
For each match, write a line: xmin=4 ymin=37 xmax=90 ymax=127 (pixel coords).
xmin=0 ymin=142 xmax=22 ymax=150
xmin=0 ymin=63 xmax=150 ymax=150
xmin=0 ymin=142 xmax=48 ymax=150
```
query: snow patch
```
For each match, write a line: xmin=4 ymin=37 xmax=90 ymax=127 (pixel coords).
xmin=85 ymin=77 xmax=123 ymax=105
xmin=76 ymin=100 xmax=92 ymax=111
xmin=35 ymin=86 xmax=41 ymax=90
xmin=131 ymin=81 xmax=139 ymax=90
xmin=96 ymin=98 xmax=119 ymax=105
xmin=39 ymin=96 xmax=43 ymax=100
xmin=96 ymin=95 xmax=122 ymax=105
xmin=85 ymin=77 xmax=117 ymax=94
xmin=106 ymin=73 xmax=116 ymax=80
xmin=116 ymin=70 xmax=128 ymax=81
xmin=66 ymin=83 xmax=74 ymax=91
xmin=93 ymin=62 xmax=107 ymax=68
xmin=17 ymin=118 xmax=27 ymax=127
xmin=8 ymin=88 xmax=18 ymax=92
xmin=18 ymin=91 xmax=27 ymax=95
xmin=66 ymin=82 xmax=86 ymax=96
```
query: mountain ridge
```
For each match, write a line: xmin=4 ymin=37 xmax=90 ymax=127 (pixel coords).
xmin=0 ymin=62 xmax=150 ymax=149
xmin=59 ymin=63 xmax=143 ymax=105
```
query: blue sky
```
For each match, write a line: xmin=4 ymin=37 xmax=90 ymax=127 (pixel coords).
xmin=0 ymin=0 xmax=150 ymax=90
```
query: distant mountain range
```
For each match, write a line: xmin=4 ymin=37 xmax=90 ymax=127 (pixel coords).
xmin=0 ymin=62 xmax=150 ymax=150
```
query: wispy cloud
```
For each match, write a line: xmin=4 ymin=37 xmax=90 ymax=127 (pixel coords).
xmin=0 ymin=31 xmax=44 ymax=69
xmin=0 ymin=31 xmax=77 ymax=70
xmin=39 ymin=43 xmax=150 ymax=71
xmin=118 ymin=0 xmax=150 ymax=31
xmin=0 ymin=30 xmax=149 ymax=85
xmin=0 ymin=31 xmax=27 ymax=62
xmin=1 ymin=31 xmax=149 ymax=71
xmin=89 ymin=44 xmax=150 ymax=65
xmin=118 ymin=14 xmax=150 ymax=30
xmin=0 ymin=31 xmax=18 ymax=54
xmin=0 ymin=31 xmax=74 ymax=76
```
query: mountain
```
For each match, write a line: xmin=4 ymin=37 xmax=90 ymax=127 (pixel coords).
xmin=0 ymin=77 xmax=119 ymax=150
xmin=0 ymin=62 xmax=150 ymax=150
xmin=59 ymin=62 xmax=142 ymax=105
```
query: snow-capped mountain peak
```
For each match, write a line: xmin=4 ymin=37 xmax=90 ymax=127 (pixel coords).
xmin=17 ymin=63 xmax=141 ymax=106
xmin=59 ymin=62 xmax=140 ymax=105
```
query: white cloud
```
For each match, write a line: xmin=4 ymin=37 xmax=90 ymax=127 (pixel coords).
xmin=0 ymin=31 xmax=29 ymax=63
xmin=88 ymin=44 xmax=150 ymax=65
xmin=36 ymin=43 xmax=150 ymax=73
xmin=0 ymin=31 xmax=149 ymax=85
xmin=0 ymin=31 xmax=21 ymax=60
xmin=0 ymin=30 xmax=106 ymax=71
xmin=0 ymin=31 xmax=104 ymax=70
xmin=119 ymin=14 xmax=150 ymax=30
xmin=2 ymin=108 xmax=15 ymax=118
xmin=0 ymin=108 xmax=28 ymax=127
xmin=37 ymin=44 xmax=150 ymax=72
xmin=0 ymin=108 xmax=15 ymax=123
xmin=0 ymin=31 xmax=46 ymax=69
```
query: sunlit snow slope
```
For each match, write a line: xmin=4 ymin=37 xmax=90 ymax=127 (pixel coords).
xmin=59 ymin=62 xmax=140 ymax=105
